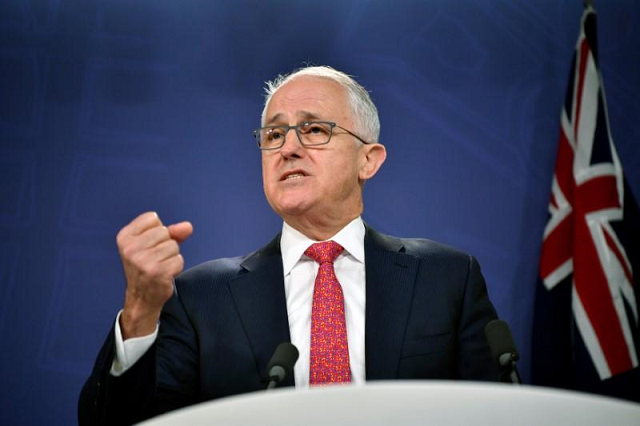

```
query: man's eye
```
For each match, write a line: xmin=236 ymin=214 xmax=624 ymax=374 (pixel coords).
xmin=300 ymin=123 xmax=329 ymax=135
xmin=266 ymin=129 xmax=285 ymax=141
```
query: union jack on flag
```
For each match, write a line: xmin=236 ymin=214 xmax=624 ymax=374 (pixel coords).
xmin=538 ymin=5 xmax=639 ymax=384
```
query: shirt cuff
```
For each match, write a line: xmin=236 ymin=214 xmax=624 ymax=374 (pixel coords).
xmin=110 ymin=309 xmax=158 ymax=377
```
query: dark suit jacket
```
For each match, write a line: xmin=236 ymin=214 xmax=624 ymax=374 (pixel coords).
xmin=79 ymin=226 xmax=499 ymax=425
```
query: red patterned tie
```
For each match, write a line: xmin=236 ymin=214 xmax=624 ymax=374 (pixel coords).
xmin=305 ymin=241 xmax=351 ymax=385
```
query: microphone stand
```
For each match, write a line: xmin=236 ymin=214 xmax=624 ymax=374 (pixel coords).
xmin=498 ymin=353 xmax=522 ymax=384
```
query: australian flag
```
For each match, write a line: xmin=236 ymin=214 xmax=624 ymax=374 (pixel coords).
xmin=532 ymin=5 xmax=640 ymax=401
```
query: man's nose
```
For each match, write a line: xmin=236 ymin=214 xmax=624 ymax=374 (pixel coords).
xmin=279 ymin=128 xmax=303 ymax=158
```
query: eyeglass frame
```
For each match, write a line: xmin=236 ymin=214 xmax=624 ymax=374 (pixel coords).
xmin=252 ymin=121 xmax=372 ymax=150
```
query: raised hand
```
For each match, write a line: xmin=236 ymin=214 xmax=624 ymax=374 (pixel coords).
xmin=116 ymin=212 xmax=193 ymax=339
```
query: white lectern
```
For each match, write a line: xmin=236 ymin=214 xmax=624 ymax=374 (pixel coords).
xmin=138 ymin=381 xmax=640 ymax=426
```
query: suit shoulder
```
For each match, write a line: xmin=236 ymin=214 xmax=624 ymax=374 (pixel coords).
xmin=369 ymin=227 xmax=472 ymax=263
xmin=401 ymin=237 xmax=471 ymax=262
xmin=174 ymin=235 xmax=280 ymax=294
xmin=175 ymin=247 xmax=261 ymax=290
xmin=178 ymin=256 xmax=245 ymax=283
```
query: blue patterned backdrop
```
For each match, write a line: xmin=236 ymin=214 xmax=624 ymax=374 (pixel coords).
xmin=1 ymin=0 xmax=639 ymax=424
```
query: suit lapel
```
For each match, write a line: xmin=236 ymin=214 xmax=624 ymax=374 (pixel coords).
xmin=364 ymin=226 xmax=420 ymax=380
xmin=227 ymin=235 xmax=295 ymax=387
xmin=226 ymin=226 xmax=419 ymax=385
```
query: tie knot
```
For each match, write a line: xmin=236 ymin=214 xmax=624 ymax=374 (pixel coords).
xmin=304 ymin=241 xmax=344 ymax=264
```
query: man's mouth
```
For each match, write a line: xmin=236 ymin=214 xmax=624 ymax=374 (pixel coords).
xmin=285 ymin=173 xmax=305 ymax=180
xmin=280 ymin=170 xmax=308 ymax=181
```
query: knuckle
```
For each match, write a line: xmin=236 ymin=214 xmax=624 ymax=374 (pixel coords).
xmin=131 ymin=250 xmax=152 ymax=268
xmin=121 ymin=244 xmax=136 ymax=260
xmin=141 ymin=211 xmax=157 ymax=220
xmin=116 ymin=228 xmax=128 ymax=247
xmin=145 ymin=263 xmax=161 ymax=278
xmin=170 ymin=259 xmax=184 ymax=277
xmin=159 ymin=226 xmax=171 ymax=241
xmin=148 ymin=224 xmax=168 ymax=242
xmin=149 ymin=212 xmax=162 ymax=226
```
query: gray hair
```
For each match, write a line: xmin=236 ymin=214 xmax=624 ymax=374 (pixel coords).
xmin=261 ymin=66 xmax=381 ymax=144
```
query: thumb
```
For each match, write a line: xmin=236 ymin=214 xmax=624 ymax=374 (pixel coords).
xmin=167 ymin=221 xmax=193 ymax=243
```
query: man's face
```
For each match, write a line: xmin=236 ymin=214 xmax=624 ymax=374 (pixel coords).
xmin=261 ymin=76 xmax=366 ymax=226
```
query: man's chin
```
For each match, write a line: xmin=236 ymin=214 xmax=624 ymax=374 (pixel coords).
xmin=275 ymin=204 xmax=311 ymax=218
xmin=268 ymin=195 xmax=316 ymax=218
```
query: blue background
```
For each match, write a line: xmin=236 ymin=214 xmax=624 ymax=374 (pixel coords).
xmin=1 ymin=0 xmax=639 ymax=424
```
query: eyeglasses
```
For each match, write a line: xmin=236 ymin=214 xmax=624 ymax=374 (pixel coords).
xmin=253 ymin=121 xmax=371 ymax=150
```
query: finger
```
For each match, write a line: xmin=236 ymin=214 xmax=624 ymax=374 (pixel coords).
xmin=167 ymin=221 xmax=193 ymax=243
xmin=119 ymin=225 xmax=170 ymax=259
xmin=162 ymin=253 xmax=185 ymax=278
xmin=135 ymin=225 xmax=172 ymax=250
xmin=126 ymin=212 xmax=164 ymax=237
xmin=149 ymin=238 xmax=180 ymax=263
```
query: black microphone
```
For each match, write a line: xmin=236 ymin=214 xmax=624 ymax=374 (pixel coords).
xmin=484 ymin=320 xmax=521 ymax=384
xmin=265 ymin=342 xmax=299 ymax=390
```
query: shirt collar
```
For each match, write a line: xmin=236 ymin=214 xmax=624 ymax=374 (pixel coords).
xmin=280 ymin=217 xmax=365 ymax=275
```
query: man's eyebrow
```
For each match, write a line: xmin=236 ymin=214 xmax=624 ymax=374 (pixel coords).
xmin=265 ymin=113 xmax=284 ymax=126
xmin=298 ymin=111 xmax=323 ymax=121
xmin=264 ymin=111 xmax=325 ymax=126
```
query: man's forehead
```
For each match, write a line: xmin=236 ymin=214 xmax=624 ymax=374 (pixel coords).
xmin=264 ymin=76 xmax=349 ymax=125
xmin=266 ymin=111 xmax=323 ymax=125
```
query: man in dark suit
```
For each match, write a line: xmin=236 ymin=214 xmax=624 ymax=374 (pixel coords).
xmin=79 ymin=66 xmax=499 ymax=425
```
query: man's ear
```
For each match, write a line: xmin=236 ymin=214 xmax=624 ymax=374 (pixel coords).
xmin=358 ymin=143 xmax=387 ymax=181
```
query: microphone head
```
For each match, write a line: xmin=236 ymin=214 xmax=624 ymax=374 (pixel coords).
xmin=484 ymin=320 xmax=520 ymax=366
xmin=267 ymin=342 xmax=299 ymax=382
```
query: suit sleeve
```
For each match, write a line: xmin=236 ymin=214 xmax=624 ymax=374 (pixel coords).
xmin=77 ymin=325 xmax=157 ymax=425
xmin=456 ymin=255 xmax=500 ymax=381
xmin=78 ymin=289 xmax=200 ymax=425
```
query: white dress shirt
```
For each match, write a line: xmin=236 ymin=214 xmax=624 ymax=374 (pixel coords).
xmin=281 ymin=217 xmax=366 ymax=387
xmin=111 ymin=217 xmax=367 ymax=388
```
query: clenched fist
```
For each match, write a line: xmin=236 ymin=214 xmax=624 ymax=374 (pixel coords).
xmin=117 ymin=212 xmax=193 ymax=339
